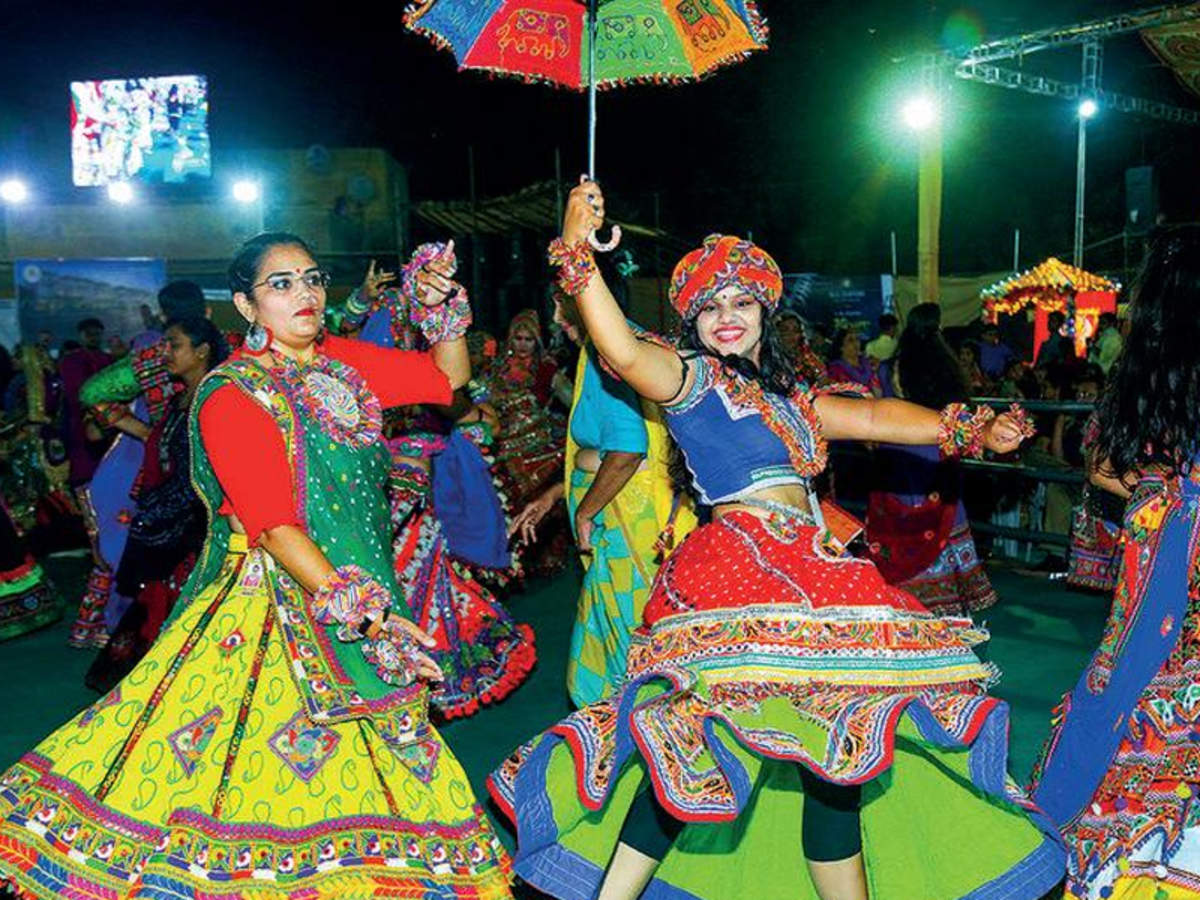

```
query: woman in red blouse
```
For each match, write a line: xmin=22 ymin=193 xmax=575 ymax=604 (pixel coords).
xmin=0 ymin=233 xmax=514 ymax=900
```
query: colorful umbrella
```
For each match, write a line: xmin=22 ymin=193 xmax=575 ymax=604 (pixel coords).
xmin=404 ymin=0 xmax=769 ymax=175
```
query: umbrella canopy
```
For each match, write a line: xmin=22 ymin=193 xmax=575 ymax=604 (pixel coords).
xmin=404 ymin=0 xmax=769 ymax=90
xmin=982 ymin=257 xmax=1120 ymax=318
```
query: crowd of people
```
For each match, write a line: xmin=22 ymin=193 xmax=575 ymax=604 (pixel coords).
xmin=0 ymin=180 xmax=1197 ymax=900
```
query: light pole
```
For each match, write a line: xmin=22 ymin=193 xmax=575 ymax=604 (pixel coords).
xmin=901 ymin=94 xmax=942 ymax=304
xmin=1074 ymin=98 xmax=1097 ymax=268
xmin=1074 ymin=42 xmax=1102 ymax=268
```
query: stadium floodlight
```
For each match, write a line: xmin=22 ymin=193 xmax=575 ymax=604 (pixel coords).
xmin=232 ymin=179 xmax=261 ymax=204
xmin=107 ymin=182 xmax=135 ymax=204
xmin=901 ymin=95 xmax=938 ymax=131
xmin=0 ymin=178 xmax=29 ymax=204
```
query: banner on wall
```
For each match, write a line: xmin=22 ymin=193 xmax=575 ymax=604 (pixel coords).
xmin=15 ymin=258 xmax=167 ymax=345
xmin=780 ymin=274 xmax=893 ymax=339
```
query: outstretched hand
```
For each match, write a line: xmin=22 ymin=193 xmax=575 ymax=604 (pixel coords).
xmin=379 ymin=616 xmax=444 ymax=682
xmin=413 ymin=240 xmax=461 ymax=308
xmin=983 ymin=411 xmax=1031 ymax=455
xmin=360 ymin=259 xmax=397 ymax=301
xmin=508 ymin=483 xmax=563 ymax=546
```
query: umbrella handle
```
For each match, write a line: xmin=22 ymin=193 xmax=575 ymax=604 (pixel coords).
xmin=588 ymin=224 xmax=622 ymax=253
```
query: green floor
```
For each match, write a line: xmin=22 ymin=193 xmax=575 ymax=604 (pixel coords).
xmin=0 ymin=557 xmax=1107 ymax=865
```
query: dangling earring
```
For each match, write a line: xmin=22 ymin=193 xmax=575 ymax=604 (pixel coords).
xmin=245 ymin=321 xmax=272 ymax=355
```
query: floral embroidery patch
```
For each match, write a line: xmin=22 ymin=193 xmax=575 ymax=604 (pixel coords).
xmin=168 ymin=707 xmax=223 ymax=776
xmin=390 ymin=736 xmax=441 ymax=784
xmin=268 ymin=711 xmax=341 ymax=782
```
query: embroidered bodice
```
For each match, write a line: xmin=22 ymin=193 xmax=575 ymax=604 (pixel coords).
xmin=664 ymin=355 xmax=826 ymax=505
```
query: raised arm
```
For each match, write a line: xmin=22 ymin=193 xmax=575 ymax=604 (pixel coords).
xmin=557 ymin=178 xmax=690 ymax=404
xmin=814 ymin=394 xmax=1028 ymax=455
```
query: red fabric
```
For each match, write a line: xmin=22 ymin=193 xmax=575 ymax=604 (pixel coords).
xmin=643 ymin=512 xmax=928 ymax=626
xmin=322 ymin=334 xmax=453 ymax=408
xmin=198 ymin=384 xmax=301 ymax=545
xmin=865 ymin=492 xmax=957 ymax=584
xmin=197 ymin=339 xmax=451 ymax=543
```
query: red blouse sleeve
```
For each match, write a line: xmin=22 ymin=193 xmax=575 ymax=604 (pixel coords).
xmin=198 ymin=383 xmax=302 ymax=545
xmin=323 ymin=334 xmax=453 ymax=408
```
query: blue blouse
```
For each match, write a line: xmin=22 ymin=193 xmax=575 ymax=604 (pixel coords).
xmin=664 ymin=356 xmax=814 ymax=505
xmin=569 ymin=345 xmax=649 ymax=456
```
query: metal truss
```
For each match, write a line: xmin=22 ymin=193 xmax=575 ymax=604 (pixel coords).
xmin=924 ymin=3 xmax=1200 ymax=126
xmin=936 ymin=3 xmax=1200 ymax=66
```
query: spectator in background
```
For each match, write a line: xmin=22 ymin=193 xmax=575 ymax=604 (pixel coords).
xmin=1035 ymin=310 xmax=1080 ymax=373
xmin=864 ymin=313 xmax=899 ymax=363
xmin=59 ymin=317 xmax=113 ymax=487
xmin=977 ymin=323 xmax=1017 ymax=380
xmin=957 ymin=342 xmax=990 ymax=395
xmin=826 ymin=327 xmax=881 ymax=396
xmin=776 ymin=310 xmax=828 ymax=386
xmin=996 ymin=358 xmax=1028 ymax=398
xmin=1089 ymin=312 xmax=1123 ymax=375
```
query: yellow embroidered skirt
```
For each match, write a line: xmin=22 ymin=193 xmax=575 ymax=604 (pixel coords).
xmin=0 ymin=537 xmax=511 ymax=900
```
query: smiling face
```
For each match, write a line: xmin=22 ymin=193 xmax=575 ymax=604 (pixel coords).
xmin=694 ymin=285 xmax=763 ymax=363
xmin=231 ymin=243 xmax=326 ymax=352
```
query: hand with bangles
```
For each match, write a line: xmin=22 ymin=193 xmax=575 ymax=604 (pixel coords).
xmin=983 ymin=408 xmax=1033 ymax=455
xmin=312 ymin=564 xmax=443 ymax=685
xmin=409 ymin=240 xmax=462 ymax=307
xmin=359 ymin=259 xmax=398 ymax=303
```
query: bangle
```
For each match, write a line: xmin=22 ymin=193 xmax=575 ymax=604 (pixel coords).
xmin=311 ymin=565 xmax=390 ymax=642
xmin=548 ymin=238 xmax=596 ymax=297
xmin=1005 ymin=402 xmax=1038 ymax=441
xmin=361 ymin=629 xmax=419 ymax=687
xmin=402 ymin=242 xmax=473 ymax=343
xmin=409 ymin=289 xmax=472 ymax=344
xmin=345 ymin=286 xmax=371 ymax=318
xmin=937 ymin=403 xmax=996 ymax=460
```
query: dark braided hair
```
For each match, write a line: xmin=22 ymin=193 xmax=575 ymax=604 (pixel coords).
xmin=1095 ymin=225 xmax=1200 ymax=480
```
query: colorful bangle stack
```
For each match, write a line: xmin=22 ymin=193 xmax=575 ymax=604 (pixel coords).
xmin=344 ymin=286 xmax=371 ymax=319
xmin=361 ymin=629 xmax=420 ymax=687
xmin=1005 ymin=402 xmax=1038 ymax=442
xmin=310 ymin=565 xmax=390 ymax=642
xmin=547 ymin=238 xmax=597 ymax=297
xmin=409 ymin=288 xmax=472 ymax=344
xmin=937 ymin=403 xmax=997 ymax=459
xmin=401 ymin=241 xmax=472 ymax=343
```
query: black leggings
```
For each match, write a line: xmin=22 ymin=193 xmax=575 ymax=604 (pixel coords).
xmin=620 ymin=767 xmax=862 ymax=863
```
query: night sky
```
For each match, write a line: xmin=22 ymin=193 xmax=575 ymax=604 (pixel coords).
xmin=1 ymin=0 xmax=1196 ymax=275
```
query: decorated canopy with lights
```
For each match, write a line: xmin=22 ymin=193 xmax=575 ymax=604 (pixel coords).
xmin=404 ymin=0 xmax=769 ymax=90
xmin=981 ymin=257 xmax=1119 ymax=320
